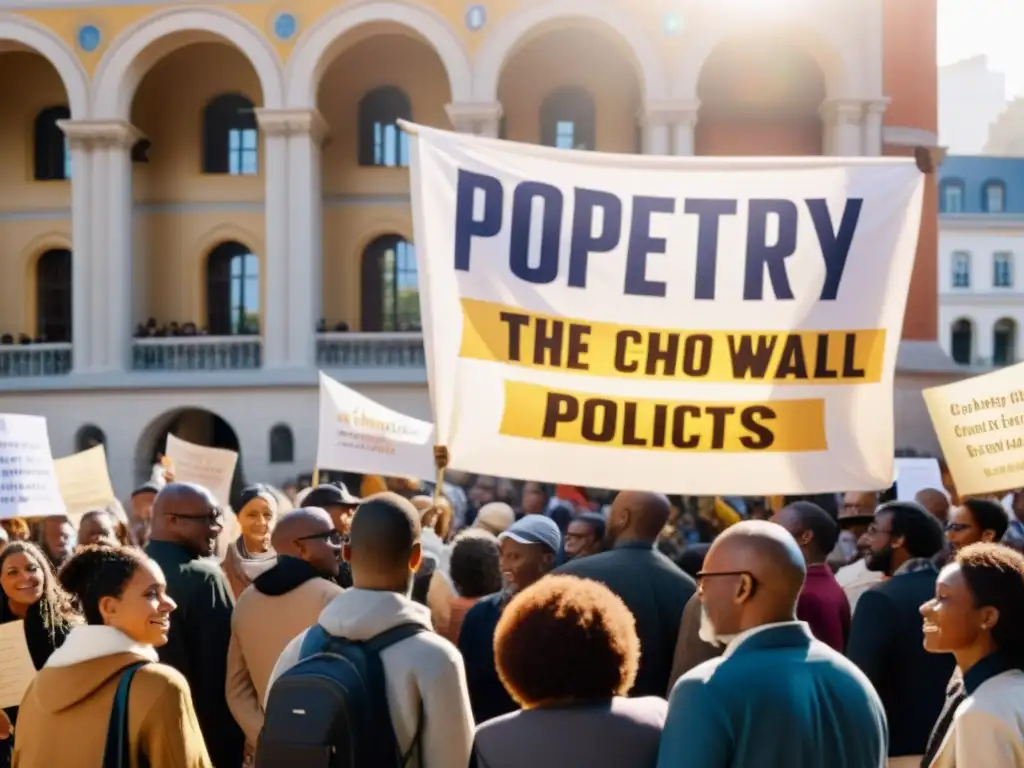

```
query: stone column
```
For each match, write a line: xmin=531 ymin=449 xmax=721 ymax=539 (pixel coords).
xmin=820 ymin=100 xmax=864 ymax=156
xmin=58 ymin=120 xmax=139 ymax=373
xmin=638 ymin=105 xmax=671 ymax=155
xmin=256 ymin=109 xmax=329 ymax=369
xmin=445 ymin=102 xmax=504 ymax=137
xmin=863 ymin=99 xmax=890 ymax=156
xmin=671 ymin=104 xmax=700 ymax=156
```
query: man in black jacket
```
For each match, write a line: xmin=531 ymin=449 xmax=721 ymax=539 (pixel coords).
xmin=846 ymin=500 xmax=951 ymax=767
xmin=146 ymin=483 xmax=243 ymax=768
xmin=557 ymin=491 xmax=696 ymax=697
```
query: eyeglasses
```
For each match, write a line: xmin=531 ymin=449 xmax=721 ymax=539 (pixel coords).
xmin=296 ymin=529 xmax=344 ymax=546
xmin=173 ymin=509 xmax=224 ymax=525
xmin=695 ymin=569 xmax=754 ymax=582
xmin=945 ymin=522 xmax=972 ymax=533
xmin=866 ymin=524 xmax=892 ymax=536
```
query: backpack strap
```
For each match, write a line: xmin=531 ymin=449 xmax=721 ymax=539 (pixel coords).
xmin=362 ymin=624 xmax=428 ymax=767
xmin=297 ymin=624 xmax=331 ymax=660
xmin=101 ymin=661 xmax=149 ymax=768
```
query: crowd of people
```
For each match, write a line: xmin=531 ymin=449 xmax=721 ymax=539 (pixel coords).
xmin=1 ymin=472 xmax=1023 ymax=767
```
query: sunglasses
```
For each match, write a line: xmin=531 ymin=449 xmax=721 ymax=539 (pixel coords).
xmin=296 ymin=529 xmax=344 ymax=546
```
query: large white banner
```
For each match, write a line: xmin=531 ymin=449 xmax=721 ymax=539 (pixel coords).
xmin=407 ymin=125 xmax=925 ymax=495
xmin=316 ymin=372 xmax=435 ymax=480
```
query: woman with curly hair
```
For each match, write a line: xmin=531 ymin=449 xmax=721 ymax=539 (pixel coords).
xmin=0 ymin=541 xmax=76 ymax=760
xmin=470 ymin=575 xmax=667 ymax=768
xmin=920 ymin=542 xmax=1024 ymax=767
xmin=13 ymin=545 xmax=211 ymax=768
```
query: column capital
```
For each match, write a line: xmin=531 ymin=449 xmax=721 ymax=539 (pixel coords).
xmin=256 ymin=108 xmax=329 ymax=145
xmin=639 ymin=101 xmax=700 ymax=127
xmin=819 ymin=99 xmax=864 ymax=125
xmin=864 ymin=97 xmax=892 ymax=116
xmin=57 ymin=120 xmax=141 ymax=150
xmin=445 ymin=101 xmax=503 ymax=133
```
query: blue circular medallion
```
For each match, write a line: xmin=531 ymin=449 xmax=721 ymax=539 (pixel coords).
xmin=273 ymin=12 xmax=298 ymax=41
xmin=662 ymin=12 xmax=683 ymax=36
xmin=465 ymin=4 xmax=486 ymax=32
xmin=77 ymin=24 xmax=101 ymax=53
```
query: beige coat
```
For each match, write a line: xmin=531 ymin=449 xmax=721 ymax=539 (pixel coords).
xmin=226 ymin=574 xmax=342 ymax=746
xmin=13 ymin=625 xmax=210 ymax=768
xmin=929 ymin=669 xmax=1024 ymax=768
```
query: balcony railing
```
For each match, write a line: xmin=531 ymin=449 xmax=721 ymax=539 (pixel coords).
xmin=132 ymin=336 xmax=263 ymax=371
xmin=0 ymin=343 xmax=72 ymax=377
xmin=316 ymin=332 xmax=425 ymax=369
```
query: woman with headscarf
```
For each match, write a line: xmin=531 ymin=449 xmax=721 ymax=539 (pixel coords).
xmin=221 ymin=485 xmax=279 ymax=598
xmin=0 ymin=542 xmax=76 ymax=762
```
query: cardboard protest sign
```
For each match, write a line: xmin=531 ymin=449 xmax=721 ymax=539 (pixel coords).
xmin=0 ymin=414 xmax=66 ymax=520
xmin=317 ymin=372 xmax=435 ymax=480
xmin=924 ymin=362 xmax=1024 ymax=496
xmin=54 ymin=444 xmax=116 ymax=520
xmin=406 ymin=125 xmax=924 ymax=494
xmin=165 ymin=433 xmax=237 ymax=506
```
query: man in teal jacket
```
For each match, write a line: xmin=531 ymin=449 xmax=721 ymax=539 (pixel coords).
xmin=657 ymin=521 xmax=887 ymax=768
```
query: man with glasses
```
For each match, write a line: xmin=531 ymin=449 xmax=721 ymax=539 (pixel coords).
xmin=303 ymin=483 xmax=362 ymax=587
xmin=227 ymin=507 xmax=344 ymax=760
xmin=145 ymin=482 xmax=244 ymax=768
xmin=659 ymin=520 xmax=886 ymax=768
xmin=846 ymin=501 xmax=952 ymax=767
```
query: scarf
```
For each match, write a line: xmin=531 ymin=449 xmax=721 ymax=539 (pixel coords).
xmin=253 ymin=555 xmax=335 ymax=596
xmin=231 ymin=535 xmax=278 ymax=581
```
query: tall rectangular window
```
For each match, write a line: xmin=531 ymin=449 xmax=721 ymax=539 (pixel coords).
xmin=952 ymin=251 xmax=971 ymax=288
xmin=994 ymin=252 xmax=1013 ymax=288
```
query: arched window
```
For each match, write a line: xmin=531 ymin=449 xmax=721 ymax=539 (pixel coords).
xmin=269 ymin=424 xmax=294 ymax=464
xmin=540 ymin=87 xmax=596 ymax=150
xmin=940 ymin=179 xmax=965 ymax=213
xmin=36 ymin=248 xmax=72 ymax=342
xmin=358 ymin=87 xmax=412 ymax=167
xmin=950 ymin=319 xmax=973 ymax=365
xmin=951 ymin=251 xmax=971 ymax=288
xmin=75 ymin=424 xmax=106 ymax=452
xmin=206 ymin=242 xmax=259 ymax=335
xmin=993 ymin=318 xmax=1017 ymax=366
xmin=34 ymin=106 xmax=71 ymax=181
xmin=202 ymin=94 xmax=258 ymax=175
xmin=983 ymin=180 xmax=1006 ymax=213
xmin=361 ymin=236 xmax=420 ymax=331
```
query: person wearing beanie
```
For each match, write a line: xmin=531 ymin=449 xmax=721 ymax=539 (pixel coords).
xmin=222 ymin=485 xmax=279 ymax=598
xmin=458 ymin=515 xmax=561 ymax=723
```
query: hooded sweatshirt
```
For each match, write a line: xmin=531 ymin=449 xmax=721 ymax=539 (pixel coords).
xmin=12 ymin=624 xmax=211 ymax=768
xmin=266 ymin=587 xmax=475 ymax=768
xmin=226 ymin=556 xmax=343 ymax=746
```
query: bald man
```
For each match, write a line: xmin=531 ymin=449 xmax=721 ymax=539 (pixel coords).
xmin=557 ymin=491 xmax=696 ymax=697
xmin=144 ymin=482 xmax=243 ymax=768
xmin=265 ymin=493 xmax=474 ymax=768
xmin=914 ymin=488 xmax=950 ymax=525
xmin=227 ymin=508 xmax=344 ymax=750
xmin=657 ymin=521 xmax=887 ymax=768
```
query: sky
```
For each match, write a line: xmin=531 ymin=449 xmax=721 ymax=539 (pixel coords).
xmin=938 ymin=0 xmax=1024 ymax=97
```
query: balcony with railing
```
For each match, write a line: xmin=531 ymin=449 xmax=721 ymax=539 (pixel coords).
xmin=0 ymin=332 xmax=427 ymax=383
xmin=132 ymin=336 xmax=263 ymax=371
xmin=0 ymin=343 xmax=72 ymax=377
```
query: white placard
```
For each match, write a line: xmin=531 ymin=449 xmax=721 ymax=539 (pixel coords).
xmin=316 ymin=372 xmax=436 ymax=480
xmin=0 ymin=414 xmax=66 ymax=520
xmin=164 ymin=433 xmax=238 ymax=506
xmin=406 ymin=124 xmax=925 ymax=494
xmin=894 ymin=458 xmax=946 ymax=502
xmin=0 ymin=621 xmax=37 ymax=708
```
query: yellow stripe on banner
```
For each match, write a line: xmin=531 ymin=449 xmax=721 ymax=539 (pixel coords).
xmin=459 ymin=298 xmax=886 ymax=385
xmin=498 ymin=380 xmax=828 ymax=453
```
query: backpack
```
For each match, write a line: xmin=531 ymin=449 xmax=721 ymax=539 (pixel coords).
xmin=257 ymin=623 xmax=427 ymax=768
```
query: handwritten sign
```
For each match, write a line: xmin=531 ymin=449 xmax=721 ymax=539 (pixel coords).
xmin=54 ymin=444 xmax=116 ymax=520
xmin=0 ymin=414 xmax=66 ymax=520
xmin=165 ymin=433 xmax=237 ymax=506
xmin=924 ymin=362 xmax=1024 ymax=497
xmin=317 ymin=372 xmax=435 ymax=480
xmin=0 ymin=621 xmax=37 ymax=708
